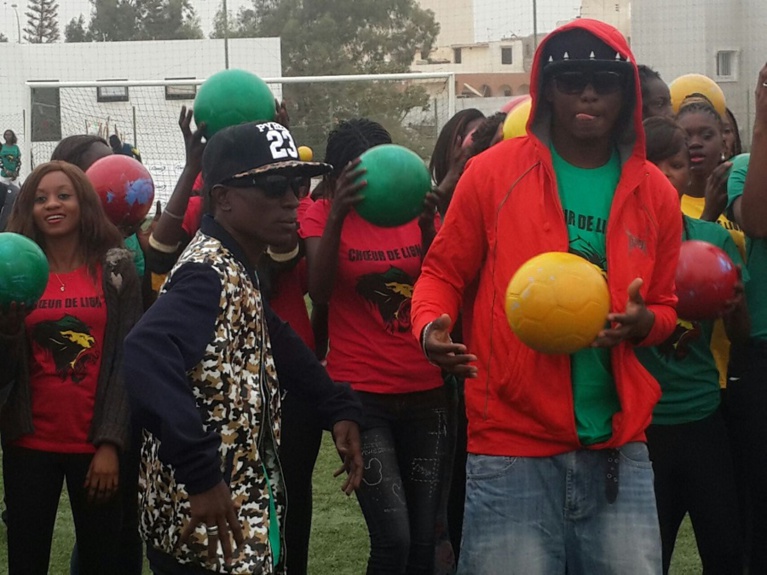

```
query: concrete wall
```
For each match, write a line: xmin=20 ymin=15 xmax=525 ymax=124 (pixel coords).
xmin=632 ymin=0 xmax=763 ymax=143
xmin=0 ymin=38 xmax=281 ymax=200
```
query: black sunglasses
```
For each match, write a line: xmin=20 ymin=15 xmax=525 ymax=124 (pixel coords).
xmin=553 ymin=70 xmax=626 ymax=96
xmin=223 ymin=174 xmax=310 ymax=198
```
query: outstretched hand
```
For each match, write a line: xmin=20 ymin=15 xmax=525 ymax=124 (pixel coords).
xmin=592 ymin=278 xmax=654 ymax=347
xmin=332 ymin=420 xmax=364 ymax=495
xmin=423 ymin=314 xmax=478 ymax=377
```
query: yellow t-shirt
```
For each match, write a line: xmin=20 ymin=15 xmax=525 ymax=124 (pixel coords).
xmin=680 ymin=194 xmax=746 ymax=388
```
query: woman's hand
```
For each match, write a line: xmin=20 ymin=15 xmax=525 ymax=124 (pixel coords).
xmin=701 ymin=161 xmax=733 ymax=222
xmin=275 ymin=100 xmax=290 ymax=129
xmin=179 ymin=106 xmax=206 ymax=175
xmin=332 ymin=420 xmax=364 ymax=495
xmin=328 ymin=159 xmax=367 ymax=222
xmin=84 ymin=443 xmax=120 ymax=504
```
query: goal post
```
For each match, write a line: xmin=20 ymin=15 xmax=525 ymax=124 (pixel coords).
xmin=26 ymin=72 xmax=455 ymax=204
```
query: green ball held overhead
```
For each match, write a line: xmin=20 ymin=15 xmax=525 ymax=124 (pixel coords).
xmin=194 ymin=69 xmax=276 ymax=137
xmin=354 ymin=144 xmax=431 ymax=227
xmin=0 ymin=233 xmax=49 ymax=310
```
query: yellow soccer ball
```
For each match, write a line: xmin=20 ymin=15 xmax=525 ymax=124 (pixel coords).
xmin=505 ymin=252 xmax=610 ymax=354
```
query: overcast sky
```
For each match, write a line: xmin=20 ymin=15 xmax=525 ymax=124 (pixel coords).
xmin=0 ymin=0 xmax=579 ymax=43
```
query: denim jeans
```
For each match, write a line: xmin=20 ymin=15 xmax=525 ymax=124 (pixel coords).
xmin=458 ymin=443 xmax=662 ymax=575
xmin=354 ymin=387 xmax=450 ymax=575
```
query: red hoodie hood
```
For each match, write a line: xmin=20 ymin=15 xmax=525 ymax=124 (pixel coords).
xmin=527 ymin=18 xmax=645 ymax=165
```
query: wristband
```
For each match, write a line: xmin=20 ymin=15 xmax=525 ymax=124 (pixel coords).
xmin=148 ymin=234 xmax=181 ymax=254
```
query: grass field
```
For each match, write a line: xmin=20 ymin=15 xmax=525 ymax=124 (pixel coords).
xmin=0 ymin=435 xmax=702 ymax=574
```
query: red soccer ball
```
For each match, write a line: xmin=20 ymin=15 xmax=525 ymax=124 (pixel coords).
xmin=86 ymin=155 xmax=155 ymax=229
xmin=675 ymin=240 xmax=738 ymax=321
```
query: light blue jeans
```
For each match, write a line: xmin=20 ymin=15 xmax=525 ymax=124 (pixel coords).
xmin=458 ymin=443 xmax=662 ymax=575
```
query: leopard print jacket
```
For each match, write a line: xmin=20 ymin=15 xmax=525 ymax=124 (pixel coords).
xmin=138 ymin=232 xmax=285 ymax=574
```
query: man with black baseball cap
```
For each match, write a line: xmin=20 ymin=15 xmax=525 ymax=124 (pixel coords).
xmin=413 ymin=19 xmax=681 ymax=573
xmin=124 ymin=121 xmax=364 ymax=574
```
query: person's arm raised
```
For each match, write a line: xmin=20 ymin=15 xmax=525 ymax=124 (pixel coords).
xmin=150 ymin=107 xmax=205 ymax=250
xmin=306 ymin=160 xmax=366 ymax=305
xmin=735 ymin=63 xmax=767 ymax=237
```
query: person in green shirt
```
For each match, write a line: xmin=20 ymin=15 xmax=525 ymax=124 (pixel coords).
xmin=724 ymin=61 xmax=767 ymax=575
xmin=0 ymin=129 xmax=21 ymax=185
xmin=638 ymin=116 xmax=749 ymax=574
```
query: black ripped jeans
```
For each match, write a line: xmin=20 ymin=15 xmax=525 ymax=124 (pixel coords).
xmin=353 ymin=387 xmax=449 ymax=575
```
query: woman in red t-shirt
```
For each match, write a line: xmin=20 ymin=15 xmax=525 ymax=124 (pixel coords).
xmin=0 ymin=161 xmax=142 ymax=574
xmin=301 ymin=119 xmax=447 ymax=574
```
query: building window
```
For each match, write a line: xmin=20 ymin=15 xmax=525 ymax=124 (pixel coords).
xmin=501 ymin=85 xmax=513 ymax=97
xmin=165 ymin=77 xmax=197 ymax=100
xmin=501 ymin=47 xmax=513 ymax=65
xmin=30 ymin=82 xmax=61 ymax=142
xmin=97 ymin=81 xmax=129 ymax=103
xmin=716 ymin=50 xmax=739 ymax=81
xmin=453 ymin=48 xmax=462 ymax=64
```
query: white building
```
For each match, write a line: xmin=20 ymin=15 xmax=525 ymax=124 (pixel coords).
xmin=418 ymin=0 xmax=475 ymax=50
xmin=0 ymin=38 xmax=281 ymax=199
xmin=632 ymin=0 xmax=765 ymax=141
xmin=580 ymin=0 xmax=631 ymax=42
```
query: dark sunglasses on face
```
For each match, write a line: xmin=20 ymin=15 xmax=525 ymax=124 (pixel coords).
xmin=553 ymin=70 xmax=626 ymax=96
xmin=223 ymin=174 xmax=310 ymax=198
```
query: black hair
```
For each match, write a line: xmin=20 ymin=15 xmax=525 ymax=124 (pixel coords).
xmin=676 ymin=95 xmax=722 ymax=129
xmin=429 ymin=108 xmax=484 ymax=185
xmin=323 ymin=118 xmax=392 ymax=181
xmin=637 ymin=65 xmax=664 ymax=119
xmin=3 ymin=129 xmax=17 ymax=145
xmin=50 ymin=135 xmax=110 ymax=170
xmin=643 ymin=116 xmax=688 ymax=164
xmin=109 ymin=134 xmax=121 ymax=147
xmin=470 ymin=112 xmax=507 ymax=156
xmin=724 ymin=107 xmax=742 ymax=158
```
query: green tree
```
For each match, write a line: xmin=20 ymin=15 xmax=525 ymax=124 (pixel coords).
xmin=88 ymin=0 xmax=202 ymax=41
xmin=135 ymin=0 xmax=203 ymax=40
xmin=224 ymin=0 xmax=440 ymax=155
xmin=88 ymin=0 xmax=137 ymax=41
xmin=24 ymin=0 xmax=60 ymax=43
xmin=64 ymin=14 xmax=90 ymax=42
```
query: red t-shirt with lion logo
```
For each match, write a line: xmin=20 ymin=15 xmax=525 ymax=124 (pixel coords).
xmin=301 ymin=199 xmax=441 ymax=394
xmin=15 ymin=265 xmax=106 ymax=453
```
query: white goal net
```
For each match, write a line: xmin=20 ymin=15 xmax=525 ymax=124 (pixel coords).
xmin=27 ymin=73 xmax=454 ymax=204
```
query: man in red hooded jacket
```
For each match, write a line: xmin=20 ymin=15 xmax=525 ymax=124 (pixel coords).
xmin=412 ymin=20 xmax=680 ymax=574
